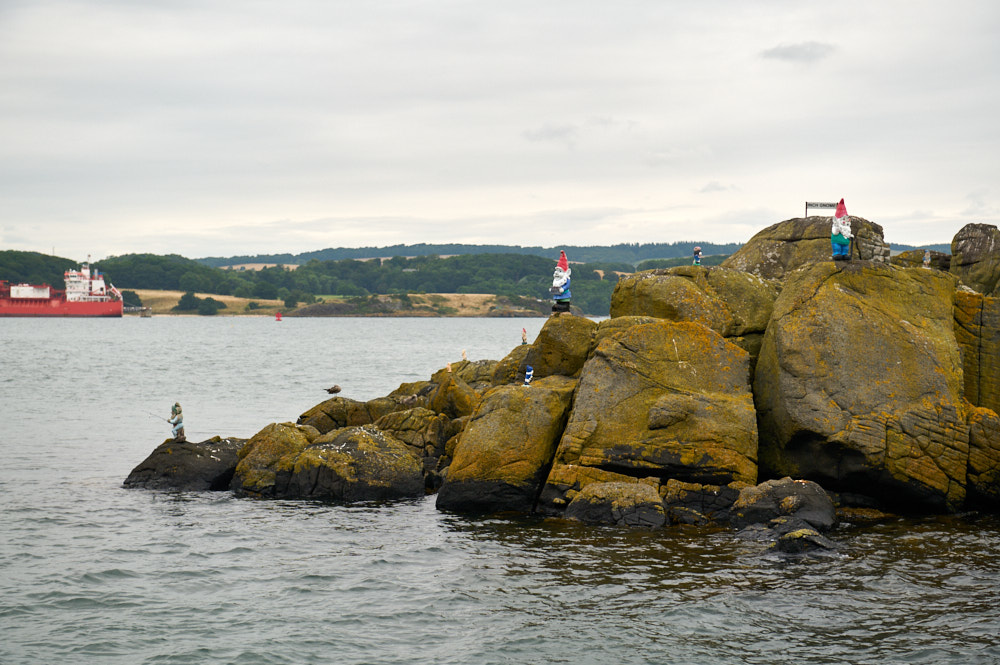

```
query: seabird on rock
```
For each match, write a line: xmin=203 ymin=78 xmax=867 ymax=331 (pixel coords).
xmin=325 ymin=385 xmax=342 ymax=394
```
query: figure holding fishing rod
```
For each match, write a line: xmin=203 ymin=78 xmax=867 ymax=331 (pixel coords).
xmin=150 ymin=403 xmax=186 ymax=442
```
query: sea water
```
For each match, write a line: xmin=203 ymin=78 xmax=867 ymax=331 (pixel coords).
xmin=2 ymin=317 xmax=999 ymax=665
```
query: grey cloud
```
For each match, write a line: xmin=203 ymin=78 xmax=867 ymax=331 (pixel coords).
xmin=760 ymin=41 xmax=837 ymax=63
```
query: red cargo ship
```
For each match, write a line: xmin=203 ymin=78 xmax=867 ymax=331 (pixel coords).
xmin=0 ymin=261 xmax=123 ymax=317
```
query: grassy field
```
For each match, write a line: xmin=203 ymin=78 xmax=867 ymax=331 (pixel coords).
xmin=131 ymin=290 xmax=285 ymax=316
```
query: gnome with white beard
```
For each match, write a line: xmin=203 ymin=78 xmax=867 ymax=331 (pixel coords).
xmin=550 ymin=250 xmax=572 ymax=313
xmin=830 ymin=198 xmax=853 ymax=261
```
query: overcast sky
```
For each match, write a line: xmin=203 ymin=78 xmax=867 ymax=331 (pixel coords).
xmin=2 ymin=1 xmax=998 ymax=261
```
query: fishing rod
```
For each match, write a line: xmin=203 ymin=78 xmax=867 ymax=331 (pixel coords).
xmin=148 ymin=411 xmax=171 ymax=423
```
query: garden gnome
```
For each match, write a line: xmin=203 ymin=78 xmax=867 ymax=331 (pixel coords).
xmin=550 ymin=250 xmax=572 ymax=313
xmin=521 ymin=327 xmax=528 ymax=345
xmin=923 ymin=250 xmax=932 ymax=268
xmin=830 ymin=198 xmax=853 ymax=261
xmin=168 ymin=402 xmax=185 ymax=442
xmin=692 ymin=246 xmax=702 ymax=266
xmin=523 ymin=365 xmax=534 ymax=386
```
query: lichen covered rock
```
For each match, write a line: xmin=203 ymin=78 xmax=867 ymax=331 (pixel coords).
xmin=273 ymin=425 xmax=424 ymax=501
xmin=564 ymin=481 xmax=666 ymax=528
xmin=754 ymin=262 xmax=976 ymax=510
xmin=954 ymin=291 xmax=1000 ymax=414
xmin=522 ymin=314 xmax=598 ymax=379
xmin=729 ymin=477 xmax=836 ymax=531
xmin=539 ymin=320 xmax=758 ymax=512
xmin=721 ymin=216 xmax=889 ymax=279
xmin=436 ymin=375 xmax=577 ymax=513
xmin=231 ymin=423 xmax=316 ymax=497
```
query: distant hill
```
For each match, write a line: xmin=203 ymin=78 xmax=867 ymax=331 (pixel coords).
xmin=195 ymin=242 xmax=746 ymax=268
xmin=0 ymin=251 xmax=78 ymax=289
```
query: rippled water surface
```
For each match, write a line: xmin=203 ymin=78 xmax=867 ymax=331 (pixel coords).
xmin=2 ymin=317 xmax=999 ymax=664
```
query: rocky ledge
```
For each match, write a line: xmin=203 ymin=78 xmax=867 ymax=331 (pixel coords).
xmin=126 ymin=220 xmax=1000 ymax=554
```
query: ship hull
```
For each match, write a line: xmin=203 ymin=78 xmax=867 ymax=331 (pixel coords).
xmin=0 ymin=299 xmax=123 ymax=317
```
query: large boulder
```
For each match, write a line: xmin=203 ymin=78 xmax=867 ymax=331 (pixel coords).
xmin=297 ymin=396 xmax=398 ymax=434
xmin=729 ymin=477 xmax=837 ymax=531
xmin=953 ymin=292 xmax=1000 ymax=414
xmin=426 ymin=368 xmax=480 ymax=419
xmin=231 ymin=423 xmax=316 ymax=497
xmin=436 ymin=375 xmax=577 ymax=513
xmin=490 ymin=343 xmax=532 ymax=386
xmin=522 ymin=314 xmax=597 ymax=379
xmin=754 ymin=262 xmax=985 ymax=511
xmin=564 ymin=481 xmax=666 ymax=528
xmin=609 ymin=267 xmax=779 ymax=372
xmin=538 ymin=320 xmax=758 ymax=513
xmin=950 ymin=223 xmax=1000 ymax=296
xmin=123 ymin=436 xmax=246 ymax=491
xmin=721 ymin=216 xmax=890 ymax=279
xmin=273 ymin=425 xmax=425 ymax=501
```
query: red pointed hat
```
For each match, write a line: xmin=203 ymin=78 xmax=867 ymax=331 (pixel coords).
xmin=557 ymin=250 xmax=568 ymax=271
xmin=835 ymin=198 xmax=848 ymax=218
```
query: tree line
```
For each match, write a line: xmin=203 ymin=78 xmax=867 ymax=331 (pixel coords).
xmin=87 ymin=252 xmax=637 ymax=314
xmin=197 ymin=241 xmax=746 ymax=268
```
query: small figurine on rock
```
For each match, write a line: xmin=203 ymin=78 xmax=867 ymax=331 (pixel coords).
xmin=692 ymin=246 xmax=702 ymax=266
xmin=523 ymin=365 xmax=534 ymax=386
xmin=550 ymin=250 xmax=572 ymax=313
xmin=168 ymin=402 xmax=185 ymax=442
xmin=830 ymin=198 xmax=853 ymax=261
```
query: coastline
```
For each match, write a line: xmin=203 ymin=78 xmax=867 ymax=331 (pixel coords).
xmin=131 ymin=289 xmax=550 ymax=317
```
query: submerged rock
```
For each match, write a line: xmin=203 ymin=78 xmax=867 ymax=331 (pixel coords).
xmin=123 ymin=436 xmax=246 ymax=491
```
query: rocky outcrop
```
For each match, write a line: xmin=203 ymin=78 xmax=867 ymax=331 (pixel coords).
xmin=436 ymin=375 xmax=577 ymax=513
xmin=609 ymin=266 xmax=779 ymax=372
xmin=950 ymin=223 xmax=1000 ymax=296
xmin=297 ymin=396 xmax=399 ymax=434
xmin=564 ymin=481 xmax=666 ymax=528
xmin=123 ymin=436 xmax=246 ymax=491
xmin=754 ymin=262 xmax=979 ymax=511
xmin=522 ymin=314 xmax=597 ymax=379
xmin=954 ymin=292 xmax=1000 ymax=414
xmin=230 ymin=423 xmax=316 ymax=497
xmin=273 ymin=426 xmax=424 ymax=501
xmin=721 ymin=216 xmax=890 ymax=279
xmin=374 ymin=407 xmax=450 ymax=488
xmin=538 ymin=320 xmax=758 ymax=513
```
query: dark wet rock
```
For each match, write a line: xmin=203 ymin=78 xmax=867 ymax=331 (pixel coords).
xmin=729 ymin=478 xmax=837 ymax=531
xmin=662 ymin=479 xmax=744 ymax=525
xmin=124 ymin=436 xmax=246 ymax=491
xmin=564 ymin=481 xmax=666 ymax=528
